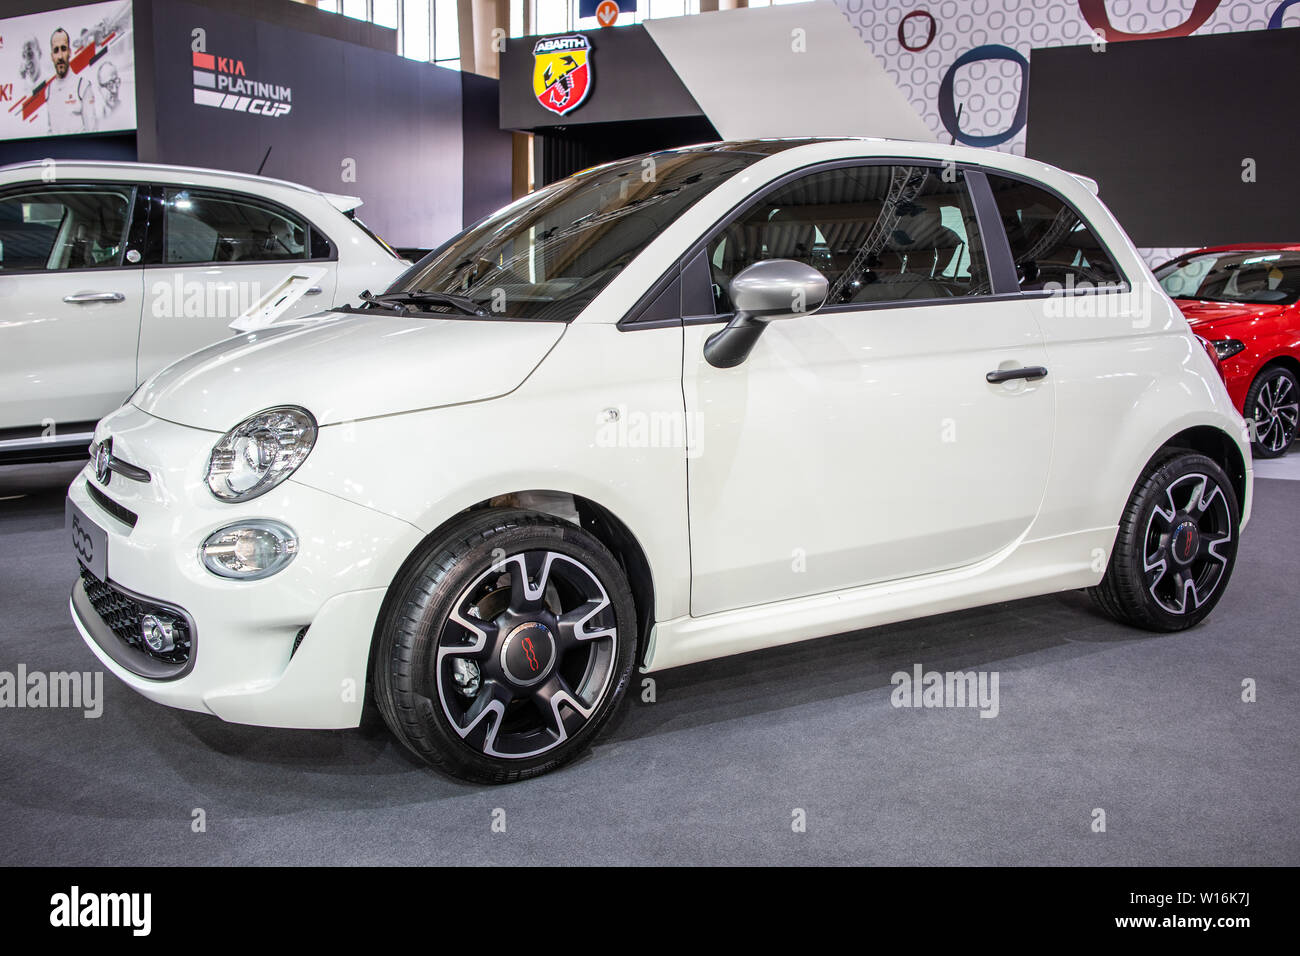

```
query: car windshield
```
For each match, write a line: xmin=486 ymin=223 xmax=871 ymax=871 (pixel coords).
xmin=1155 ymin=250 xmax=1300 ymax=305
xmin=384 ymin=146 xmax=770 ymax=321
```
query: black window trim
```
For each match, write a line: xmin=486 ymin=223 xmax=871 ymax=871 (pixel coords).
xmin=143 ymin=182 xmax=338 ymax=268
xmin=618 ymin=157 xmax=1135 ymax=331
xmin=0 ymin=180 xmax=142 ymax=277
xmin=619 ymin=156 xmax=1018 ymax=331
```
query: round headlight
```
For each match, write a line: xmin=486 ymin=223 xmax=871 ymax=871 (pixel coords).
xmin=201 ymin=521 xmax=298 ymax=579
xmin=206 ymin=406 xmax=316 ymax=502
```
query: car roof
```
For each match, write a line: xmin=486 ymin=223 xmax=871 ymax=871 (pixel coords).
xmin=0 ymin=159 xmax=361 ymax=210
xmin=659 ymin=137 xmax=1101 ymax=194
xmin=1189 ymin=242 xmax=1300 ymax=255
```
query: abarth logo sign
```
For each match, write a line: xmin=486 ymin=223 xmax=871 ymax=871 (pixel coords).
xmin=533 ymin=35 xmax=591 ymax=116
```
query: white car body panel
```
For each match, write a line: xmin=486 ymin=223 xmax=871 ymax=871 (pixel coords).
xmin=66 ymin=139 xmax=1252 ymax=729
xmin=682 ymin=297 xmax=1054 ymax=617
xmin=134 ymin=313 xmax=566 ymax=429
xmin=0 ymin=268 xmax=144 ymax=430
xmin=67 ymin=402 xmax=424 ymax=727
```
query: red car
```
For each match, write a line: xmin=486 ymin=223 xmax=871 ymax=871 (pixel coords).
xmin=1156 ymin=243 xmax=1300 ymax=458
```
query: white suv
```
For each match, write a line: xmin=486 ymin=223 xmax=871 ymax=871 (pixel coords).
xmin=0 ymin=161 xmax=404 ymax=463
xmin=66 ymin=139 xmax=1252 ymax=783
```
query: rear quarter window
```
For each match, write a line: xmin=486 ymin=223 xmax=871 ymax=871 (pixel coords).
xmin=985 ymin=173 xmax=1124 ymax=291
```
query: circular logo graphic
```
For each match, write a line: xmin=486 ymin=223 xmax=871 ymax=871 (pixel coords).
xmin=1171 ymin=520 xmax=1200 ymax=566
xmin=898 ymin=10 xmax=938 ymax=52
xmin=500 ymin=621 xmax=556 ymax=687
xmin=938 ymin=44 xmax=1028 ymax=147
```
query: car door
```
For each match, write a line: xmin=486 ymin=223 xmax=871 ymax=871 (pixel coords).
xmin=681 ymin=161 xmax=1055 ymax=617
xmin=980 ymin=171 xmax=1160 ymax=541
xmin=0 ymin=181 xmax=145 ymax=434
xmin=136 ymin=184 xmax=338 ymax=382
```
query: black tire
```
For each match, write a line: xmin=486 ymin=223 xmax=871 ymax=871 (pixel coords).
xmin=1244 ymin=365 xmax=1299 ymax=459
xmin=1089 ymin=452 xmax=1239 ymax=632
xmin=373 ymin=509 xmax=637 ymax=784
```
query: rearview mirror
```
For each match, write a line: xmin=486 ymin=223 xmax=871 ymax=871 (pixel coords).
xmin=704 ymin=260 xmax=829 ymax=369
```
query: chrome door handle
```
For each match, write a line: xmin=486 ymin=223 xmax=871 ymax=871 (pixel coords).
xmin=986 ymin=366 xmax=1048 ymax=384
xmin=63 ymin=292 xmax=126 ymax=304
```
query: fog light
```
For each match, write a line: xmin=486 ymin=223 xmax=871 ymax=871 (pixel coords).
xmin=141 ymin=614 xmax=177 ymax=653
xmin=201 ymin=520 xmax=298 ymax=580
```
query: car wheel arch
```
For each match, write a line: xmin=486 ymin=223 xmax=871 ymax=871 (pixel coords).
xmin=1250 ymin=353 xmax=1300 ymax=387
xmin=1141 ymin=425 xmax=1248 ymax=514
xmin=367 ymin=489 xmax=657 ymax=693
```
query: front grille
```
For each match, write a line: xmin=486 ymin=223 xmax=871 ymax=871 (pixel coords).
xmin=86 ymin=481 xmax=138 ymax=529
xmin=79 ymin=567 xmax=192 ymax=665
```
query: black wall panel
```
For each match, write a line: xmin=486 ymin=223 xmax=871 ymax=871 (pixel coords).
xmin=1026 ymin=29 xmax=1300 ymax=248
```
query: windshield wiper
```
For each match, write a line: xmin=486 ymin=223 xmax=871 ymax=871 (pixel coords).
xmin=353 ymin=289 xmax=488 ymax=316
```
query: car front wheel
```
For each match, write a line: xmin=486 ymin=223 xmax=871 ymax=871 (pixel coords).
xmin=1244 ymin=365 xmax=1299 ymax=459
xmin=373 ymin=509 xmax=638 ymax=784
xmin=1089 ymin=452 xmax=1240 ymax=632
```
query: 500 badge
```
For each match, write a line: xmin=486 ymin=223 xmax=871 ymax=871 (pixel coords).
xmin=66 ymin=500 xmax=107 ymax=582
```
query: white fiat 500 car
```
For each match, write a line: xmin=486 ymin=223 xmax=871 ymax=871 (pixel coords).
xmin=66 ymin=139 xmax=1252 ymax=783
xmin=0 ymin=160 xmax=403 ymax=463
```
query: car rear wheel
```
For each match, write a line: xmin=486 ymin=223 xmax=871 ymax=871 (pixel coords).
xmin=1089 ymin=452 xmax=1239 ymax=632
xmin=372 ymin=509 xmax=637 ymax=784
xmin=1244 ymin=365 xmax=1299 ymax=459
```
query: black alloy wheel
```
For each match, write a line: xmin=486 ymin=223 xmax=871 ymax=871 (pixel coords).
xmin=373 ymin=509 xmax=637 ymax=783
xmin=1245 ymin=366 xmax=1299 ymax=459
xmin=432 ymin=548 xmax=621 ymax=761
xmin=1090 ymin=452 xmax=1240 ymax=632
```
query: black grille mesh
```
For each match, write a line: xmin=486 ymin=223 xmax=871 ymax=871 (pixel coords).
xmin=79 ymin=567 xmax=192 ymax=665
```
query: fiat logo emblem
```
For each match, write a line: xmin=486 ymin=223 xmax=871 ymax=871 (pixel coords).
xmin=93 ymin=439 xmax=112 ymax=484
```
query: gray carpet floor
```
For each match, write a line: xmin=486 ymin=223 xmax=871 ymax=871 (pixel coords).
xmin=1 ymin=461 xmax=1296 ymax=866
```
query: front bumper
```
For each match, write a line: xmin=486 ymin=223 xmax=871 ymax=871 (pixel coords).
xmin=67 ymin=403 xmax=424 ymax=729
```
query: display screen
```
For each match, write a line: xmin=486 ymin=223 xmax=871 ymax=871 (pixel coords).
xmin=0 ymin=0 xmax=136 ymax=142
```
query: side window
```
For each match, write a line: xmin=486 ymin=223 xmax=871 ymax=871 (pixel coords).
xmin=162 ymin=188 xmax=311 ymax=264
xmin=984 ymin=174 xmax=1123 ymax=290
xmin=0 ymin=186 xmax=133 ymax=271
xmin=705 ymin=164 xmax=992 ymax=313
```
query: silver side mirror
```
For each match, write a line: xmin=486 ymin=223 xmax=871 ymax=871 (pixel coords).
xmin=704 ymin=260 xmax=829 ymax=368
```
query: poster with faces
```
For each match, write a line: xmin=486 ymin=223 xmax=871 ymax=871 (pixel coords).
xmin=0 ymin=0 xmax=136 ymax=140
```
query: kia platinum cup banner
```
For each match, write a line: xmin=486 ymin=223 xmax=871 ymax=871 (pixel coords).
xmin=0 ymin=0 xmax=136 ymax=140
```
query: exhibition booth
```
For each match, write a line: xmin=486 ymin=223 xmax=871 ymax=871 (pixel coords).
xmin=0 ymin=0 xmax=1296 ymax=883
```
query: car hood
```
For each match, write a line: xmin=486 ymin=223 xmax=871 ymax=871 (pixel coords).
xmin=133 ymin=312 xmax=565 ymax=430
xmin=1174 ymin=298 xmax=1289 ymax=334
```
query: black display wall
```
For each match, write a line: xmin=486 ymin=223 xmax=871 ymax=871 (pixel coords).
xmin=1026 ymin=28 xmax=1300 ymax=248
xmin=1 ymin=0 xmax=513 ymax=250
xmin=144 ymin=0 xmax=469 ymax=249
